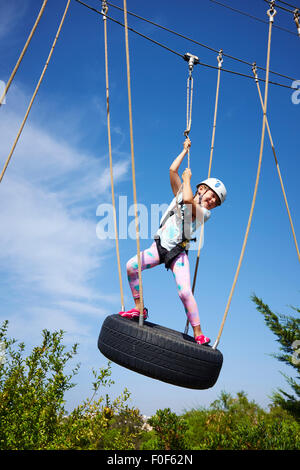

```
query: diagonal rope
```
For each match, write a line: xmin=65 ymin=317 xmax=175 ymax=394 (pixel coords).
xmin=213 ymin=5 xmax=277 ymax=350
xmin=0 ymin=0 xmax=71 ymax=184
xmin=123 ymin=0 xmax=145 ymax=325
xmin=207 ymin=51 xmax=223 ymax=180
xmin=252 ymin=63 xmax=300 ymax=263
xmin=102 ymin=1 xmax=125 ymax=311
xmin=0 ymin=0 xmax=49 ymax=107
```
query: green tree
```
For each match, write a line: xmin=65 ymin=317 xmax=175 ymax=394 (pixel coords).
xmin=252 ymin=295 xmax=300 ymax=420
xmin=0 ymin=321 xmax=143 ymax=450
xmin=183 ymin=391 xmax=299 ymax=450
xmin=0 ymin=320 xmax=79 ymax=449
xmin=146 ymin=408 xmax=189 ymax=450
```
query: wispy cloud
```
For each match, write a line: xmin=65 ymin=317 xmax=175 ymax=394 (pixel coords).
xmin=0 ymin=1 xmax=28 ymax=41
xmin=0 ymin=84 xmax=129 ymax=342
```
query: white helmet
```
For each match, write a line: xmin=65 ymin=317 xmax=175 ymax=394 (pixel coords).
xmin=196 ymin=178 xmax=227 ymax=205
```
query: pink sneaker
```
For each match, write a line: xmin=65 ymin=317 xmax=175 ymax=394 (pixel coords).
xmin=195 ymin=334 xmax=210 ymax=346
xmin=119 ymin=307 xmax=148 ymax=320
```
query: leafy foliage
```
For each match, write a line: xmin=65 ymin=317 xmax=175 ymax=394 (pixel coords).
xmin=0 ymin=321 xmax=79 ymax=449
xmin=143 ymin=408 xmax=189 ymax=450
xmin=0 ymin=321 xmax=142 ymax=450
xmin=252 ymin=295 xmax=300 ymax=419
xmin=182 ymin=391 xmax=299 ymax=450
xmin=0 ymin=320 xmax=299 ymax=450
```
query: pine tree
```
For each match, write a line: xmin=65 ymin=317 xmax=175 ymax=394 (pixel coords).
xmin=252 ymin=295 xmax=300 ymax=420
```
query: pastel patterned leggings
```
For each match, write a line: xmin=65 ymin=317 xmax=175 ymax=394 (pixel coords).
xmin=126 ymin=241 xmax=200 ymax=327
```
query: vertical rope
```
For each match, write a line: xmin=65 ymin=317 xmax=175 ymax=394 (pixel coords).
xmin=0 ymin=0 xmax=71 ymax=184
xmin=193 ymin=49 xmax=223 ymax=291
xmin=0 ymin=0 xmax=48 ymax=107
xmin=185 ymin=75 xmax=194 ymax=169
xmin=123 ymin=0 xmax=144 ymax=325
xmin=184 ymin=50 xmax=223 ymax=335
xmin=102 ymin=2 xmax=125 ymax=311
xmin=252 ymin=64 xmax=300 ymax=264
xmin=213 ymin=5 xmax=276 ymax=350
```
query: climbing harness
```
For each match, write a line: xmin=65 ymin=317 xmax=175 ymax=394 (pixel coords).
xmin=98 ymin=2 xmax=223 ymax=390
xmin=173 ymin=52 xmax=199 ymax=239
xmin=0 ymin=0 xmax=297 ymax=390
xmin=98 ymin=0 xmax=298 ymax=388
xmin=155 ymin=195 xmax=197 ymax=270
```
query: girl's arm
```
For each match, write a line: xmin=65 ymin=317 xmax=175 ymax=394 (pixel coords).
xmin=182 ymin=168 xmax=205 ymax=221
xmin=169 ymin=138 xmax=191 ymax=196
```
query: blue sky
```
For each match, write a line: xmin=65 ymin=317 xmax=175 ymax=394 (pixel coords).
xmin=0 ymin=0 xmax=299 ymax=417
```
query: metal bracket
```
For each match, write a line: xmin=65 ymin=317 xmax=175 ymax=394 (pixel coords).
xmin=252 ymin=62 xmax=259 ymax=82
xmin=217 ymin=49 xmax=223 ymax=68
xmin=267 ymin=0 xmax=277 ymax=22
xmin=101 ymin=0 xmax=108 ymax=20
xmin=184 ymin=53 xmax=199 ymax=76
xmin=294 ymin=9 xmax=300 ymax=37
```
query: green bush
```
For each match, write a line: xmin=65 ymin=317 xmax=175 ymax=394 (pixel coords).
xmin=0 ymin=321 xmax=143 ymax=450
xmin=0 ymin=321 xmax=79 ymax=449
xmin=183 ymin=391 xmax=300 ymax=450
xmin=1 ymin=320 xmax=299 ymax=450
xmin=141 ymin=408 xmax=189 ymax=450
xmin=252 ymin=295 xmax=300 ymax=420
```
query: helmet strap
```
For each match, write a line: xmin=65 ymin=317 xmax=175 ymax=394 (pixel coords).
xmin=198 ymin=189 xmax=208 ymax=207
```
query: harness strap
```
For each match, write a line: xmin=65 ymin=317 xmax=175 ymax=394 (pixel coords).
xmin=159 ymin=199 xmax=196 ymax=245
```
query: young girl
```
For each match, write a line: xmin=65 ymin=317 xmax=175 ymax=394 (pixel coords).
xmin=119 ymin=137 xmax=227 ymax=345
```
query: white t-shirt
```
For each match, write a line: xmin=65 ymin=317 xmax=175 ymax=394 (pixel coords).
xmin=155 ymin=192 xmax=211 ymax=252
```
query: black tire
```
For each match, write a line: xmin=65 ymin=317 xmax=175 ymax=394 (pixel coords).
xmin=98 ymin=314 xmax=223 ymax=390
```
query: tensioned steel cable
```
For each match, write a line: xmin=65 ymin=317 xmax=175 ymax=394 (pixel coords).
xmin=262 ymin=0 xmax=300 ymax=35
xmin=74 ymin=0 xmax=298 ymax=91
xmin=209 ymin=0 xmax=297 ymax=36
xmin=105 ymin=0 xmax=297 ymax=82
xmin=262 ymin=0 xmax=294 ymax=13
xmin=75 ymin=0 xmax=183 ymax=58
xmin=276 ymin=0 xmax=300 ymax=9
